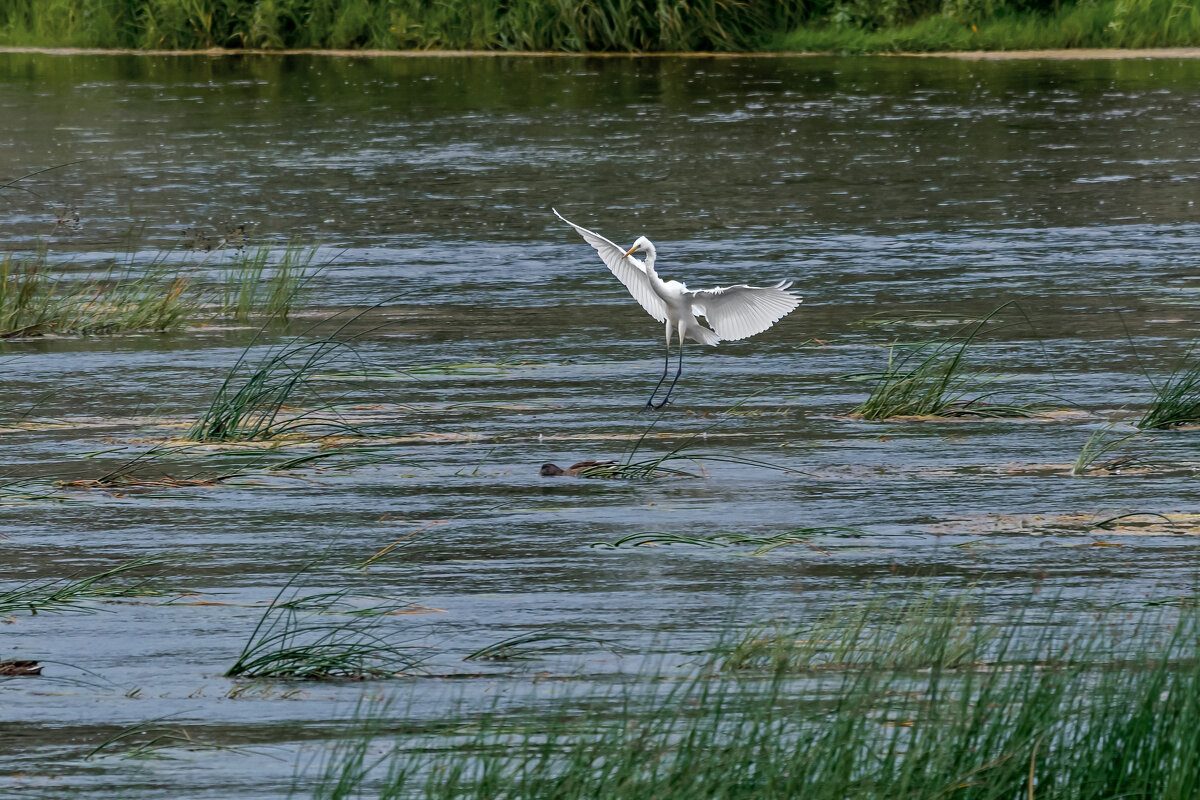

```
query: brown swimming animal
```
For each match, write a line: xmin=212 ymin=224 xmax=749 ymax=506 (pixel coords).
xmin=540 ymin=461 xmax=614 ymax=477
xmin=0 ymin=660 xmax=42 ymax=677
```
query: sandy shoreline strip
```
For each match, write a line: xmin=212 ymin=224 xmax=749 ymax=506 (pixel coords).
xmin=1 ymin=45 xmax=1200 ymax=59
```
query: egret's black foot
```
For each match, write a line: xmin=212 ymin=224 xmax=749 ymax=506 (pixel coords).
xmin=640 ymin=401 xmax=656 ymax=412
xmin=653 ymin=397 xmax=672 ymax=410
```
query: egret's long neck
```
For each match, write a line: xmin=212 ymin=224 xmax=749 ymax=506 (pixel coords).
xmin=642 ymin=245 xmax=659 ymax=277
xmin=642 ymin=246 xmax=670 ymax=297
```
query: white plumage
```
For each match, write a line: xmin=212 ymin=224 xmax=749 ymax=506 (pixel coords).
xmin=553 ymin=209 xmax=803 ymax=408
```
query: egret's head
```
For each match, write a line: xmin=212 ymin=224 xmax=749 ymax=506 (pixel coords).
xmin=622 ymin=236 xmax=653 ymax=259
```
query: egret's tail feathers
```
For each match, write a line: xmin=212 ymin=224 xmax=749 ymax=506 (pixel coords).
xmin=686 ymin=322 xmax=722 ymax=347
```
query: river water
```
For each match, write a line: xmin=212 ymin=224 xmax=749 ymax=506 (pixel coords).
xmin=3 ymin=52 xmax=1200 ymax=797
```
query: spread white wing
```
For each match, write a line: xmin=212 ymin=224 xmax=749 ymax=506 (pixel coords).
xmin=689 ymin=281 xmax=802 ymax=341
xmin=553 ymin=208 xmax=667 ymax=323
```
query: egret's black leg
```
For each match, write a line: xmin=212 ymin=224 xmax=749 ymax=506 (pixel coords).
xmin=643 ymin=340 xmax=673 ymax=410
xmin=654 ymin=342 xmax=684 ymax=410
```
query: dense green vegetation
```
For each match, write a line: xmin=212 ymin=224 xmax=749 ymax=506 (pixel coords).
xmin=306 ymin=589 xmax=1200 ymax=799
xmin=0 ymin=0 xmax=1198 ymax=52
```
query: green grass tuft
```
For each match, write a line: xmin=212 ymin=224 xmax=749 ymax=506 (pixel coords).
xmin=226 ymin=572 xmax=422 ymax=681
xmin=187 ymin=333 xmax=358 ymax=443
xmin=1072 ymin=423 xmax=1142 ymax=474
xmin=1137 ymin=346 xmax=1200 ymax=429
xmin=852 ymin=310 xmax=1048 ymax=420
xmin=0 ymin=555 xmax=167 ymax=616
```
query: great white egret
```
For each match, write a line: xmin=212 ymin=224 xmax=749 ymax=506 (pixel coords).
xmin=553 ymin=209 xmax=803 ymax=409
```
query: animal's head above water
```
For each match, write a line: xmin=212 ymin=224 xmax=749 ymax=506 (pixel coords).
xmin=540 ymin=463 xmax=565 ymax=476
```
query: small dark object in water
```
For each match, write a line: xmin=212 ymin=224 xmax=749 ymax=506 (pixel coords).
xmin=0 ymin=660 xmax=42 ymax=677
xmin=540 ymin=461 xmax=613 ymax=477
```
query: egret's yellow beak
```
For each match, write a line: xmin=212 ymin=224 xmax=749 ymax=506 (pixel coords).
xmin=622 ymin=244 xmax=640 ymax=258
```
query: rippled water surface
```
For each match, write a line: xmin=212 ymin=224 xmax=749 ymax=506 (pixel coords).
xmin=4 ymin=52 xmax=1200 ymax=796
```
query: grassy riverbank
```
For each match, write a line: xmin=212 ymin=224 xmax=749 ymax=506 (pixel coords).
xmin=0 ymin=0 xmax=1198 ymax=53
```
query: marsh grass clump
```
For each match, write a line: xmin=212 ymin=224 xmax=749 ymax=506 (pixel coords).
xmin=719 ymin=587 xmax=990 ymax=672
xmin=226 ymin=574 xmax=422 ymax=680
xmin=0 ymin=555 xmax=167 ymax=615
xmin=0 ymin=242 xmax=320 ymax=337
xmin=305 ymin=592 xmax=1200 ymax=800
xmin=218 ymin=244 xmax=317 ymax=322
xmin=1072 ymin=424 xmax=1143 ymax=474
xmin=86 ymin=719 xmax=273 ymax=760
xmin=1137 ymin=347 xmax=1200 ymax=429
xmin=188 ymin=335 xmax=360 ymax=442
xmin=853 ymin=311 xmax=1048 ymax=420
xmin=0 ymin=252 xmax=196 ymax=336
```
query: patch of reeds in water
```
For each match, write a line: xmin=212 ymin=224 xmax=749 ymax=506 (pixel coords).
xmin=187 ymin=335 xmax=357 ymax=442
xmin=1138 ymin=346 xmax=1200 ymax=429
xmin=1072 ymin=423 xmax=1143 ymax=474
xmin=0 ymin=252 xmax=194 ymax=337
xmin=0 ymin=245 xmax=316 ymax=337
xmin=0 ymin=555 xmax=166 ymax=615
xmin=853 ymin=312 xmax=1046 ymax=420
xmin=226 ymin=572 xmax=422 ymax=680
xmin=307 ymin=587 xmax=1200 ymax=799
xmin=219 ymin=243 xmax=316 ymax=323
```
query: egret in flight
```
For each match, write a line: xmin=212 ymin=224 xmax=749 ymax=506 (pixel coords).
xmin=553 ymin=209 xmax=802 ymax=409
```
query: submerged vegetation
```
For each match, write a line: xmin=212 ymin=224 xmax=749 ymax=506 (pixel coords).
xmin=1 ymin=0 xmax=1198 ymax=52
xmin=593 ymin=527 xmax=863 ymax=553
